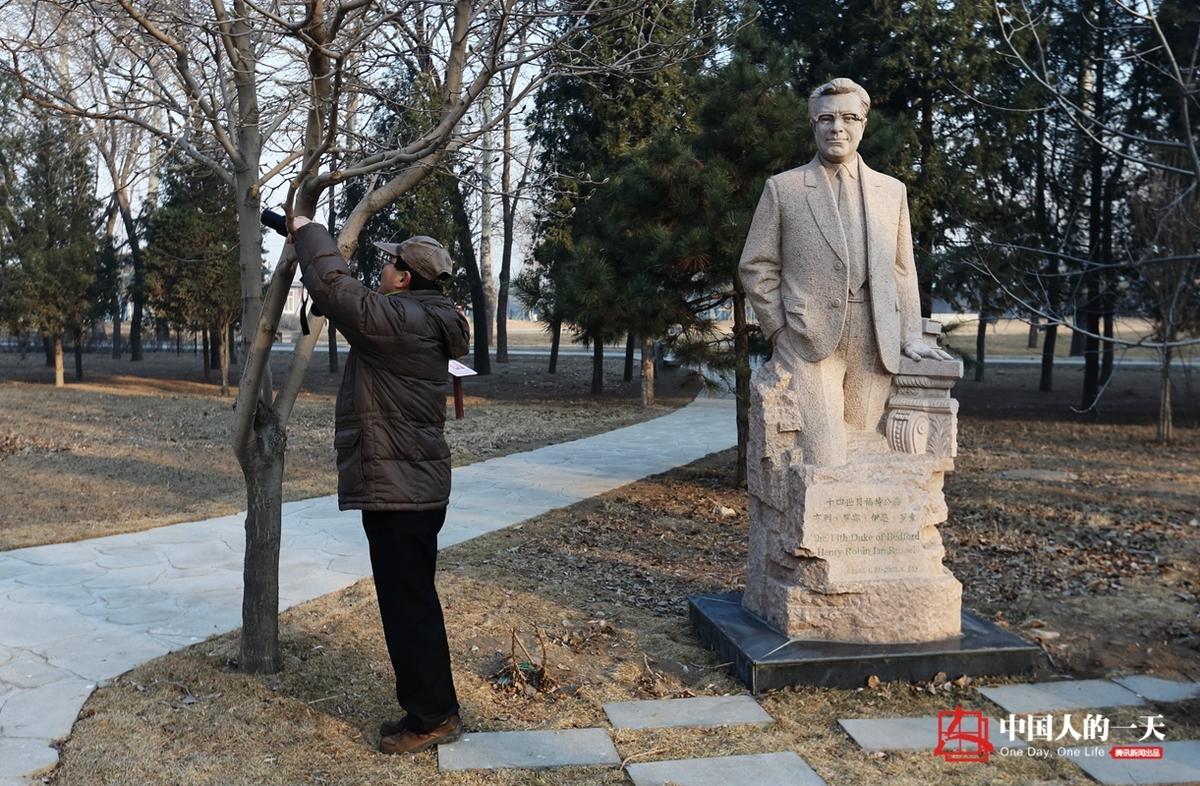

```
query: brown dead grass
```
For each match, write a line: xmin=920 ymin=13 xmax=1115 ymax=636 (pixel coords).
xmin=45 ymin=366 xmax=1200 ymax=785
xmin=0 ymin=352 xmax=696 ymax=550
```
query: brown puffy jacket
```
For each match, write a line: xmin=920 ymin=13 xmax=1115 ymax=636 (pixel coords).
xmin=294 ymin=223 xmax=470 ymax=511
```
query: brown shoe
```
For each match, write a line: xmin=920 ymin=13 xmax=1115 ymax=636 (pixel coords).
xmin=379 ymin=714 xmax=463 ymax=755
xmin=379 ymin=717 xmax=407 ymax=738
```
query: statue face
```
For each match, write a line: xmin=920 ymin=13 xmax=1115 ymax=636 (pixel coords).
xmin=810 ymin=92 xmax=867 ymax=165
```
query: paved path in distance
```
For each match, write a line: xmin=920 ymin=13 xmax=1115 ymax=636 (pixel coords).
xmin=0 ymin=393 xmax=736 ymax=786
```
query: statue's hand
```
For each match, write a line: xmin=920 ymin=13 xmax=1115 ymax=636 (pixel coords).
xmin=902 ymin=339 xmax=955 ymax=362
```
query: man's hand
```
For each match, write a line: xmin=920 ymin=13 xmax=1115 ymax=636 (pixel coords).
xmin=901 ymin=339 xmax=955 ymax=362
xmin=285 ymin=215 xmax=312 ymax=244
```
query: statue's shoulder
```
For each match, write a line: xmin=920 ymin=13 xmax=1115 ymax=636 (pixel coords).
xmin=766 ymin=161 xmax=817 ymax=191
xmin=860 ymin=160 xmax=907 ymax=194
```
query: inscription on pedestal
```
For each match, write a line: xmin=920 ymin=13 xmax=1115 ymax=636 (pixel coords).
xmin=800 ymin=484 xmax=940 ymax=582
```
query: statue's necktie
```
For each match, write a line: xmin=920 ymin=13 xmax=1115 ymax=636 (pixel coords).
xmin=837 ymin=164 xmax=867 ymax=294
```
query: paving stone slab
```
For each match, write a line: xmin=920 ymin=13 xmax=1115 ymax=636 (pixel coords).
xmin=437 ymin=728 xmax=620 ymax=771
xmin=995 ymin=468 xmax=1079 ymax=482
xmin=838 ymin=716 xmax=1025 ymax=752
xmin=604 ymin=695 xmax=772 ymax=730
xmin=45 ymin=632 xmax=168 ymax=682
xmin=0 ymin=737 xmax=59 ymax=786
xmin=0 ymin=677 xmax=95 ymax=739
xmin=1065 ymin=740 xmax=1200 ymax=785
xmin=979 ymin=679 xmax=1144 ymax=713
xmin=626 ymin=752 xmax=825 ymax=786
xmin=1113 ymin=676 xmax=1200 ymax=704
xmin=11 ymin=564 xmax=106 ymax=588
xmin=0 ymin=651 xmax=82 ymax=690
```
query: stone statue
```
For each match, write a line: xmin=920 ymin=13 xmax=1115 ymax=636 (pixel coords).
xmin=737 ymin=78 xmax=965 ymax=644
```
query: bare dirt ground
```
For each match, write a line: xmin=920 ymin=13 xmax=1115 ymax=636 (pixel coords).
xmin=42 ymin=364 xmax=1200 ymax=785
xmin=0 ymin=350 xmax=696 ymax=550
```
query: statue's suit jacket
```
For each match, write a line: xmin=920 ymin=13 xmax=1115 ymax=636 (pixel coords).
xmin=739 ymin=155 xmax=923 ymax=375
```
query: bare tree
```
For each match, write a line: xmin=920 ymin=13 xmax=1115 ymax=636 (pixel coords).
xmin=5 ymin=0 xmax=726 ymax=672
xmin=978 ymin=0 xmax=1199 ymax=426
xmin=222 ymin=0 xmax=728 ymax=671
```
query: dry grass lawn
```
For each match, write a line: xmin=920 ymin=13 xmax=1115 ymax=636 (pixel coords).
xmin=40 ymin=365 xmax=1200 ymax=785
xmin=0 ymin=351 xmax=696 ymax=550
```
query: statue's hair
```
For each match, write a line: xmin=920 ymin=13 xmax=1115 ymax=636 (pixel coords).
xmin=808 ymin=78 xmax=871 ymax=117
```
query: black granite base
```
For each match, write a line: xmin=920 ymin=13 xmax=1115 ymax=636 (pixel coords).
xmin=689 ymin=592 xmax=1045 ymax=694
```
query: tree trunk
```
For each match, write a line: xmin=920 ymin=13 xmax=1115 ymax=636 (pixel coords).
xmin=479 ymin=88 xmax=496 ymax=347
xmin=202 ymin=328 xmax=211 ymax=382
xmin=115 ymin=196 xmax=146 ymax=362
xmin=590 ymin=338 xmax=604 ymax=396
xmin=1100 ymin=303 xmax=1114 ymax=385
xmin=328 ymin=325 xmax=339 ymax=373
xmin=641 ymin=336 xmax=655 ymax=407
xmin=54 ymin=335 xmax=64 ymax=388
xmin=451 ymin=183 xmax=492 ymax=375
xmin=975 ymin=312 xmax=987 ymax=383
xmin=548 ymin=318 xmax=561 ymax=374
xmin=1069 ymin=311 xmax=1086 ymax=356
xmin=1081 ymin=2 xmax=1105 ymax=412
xmin=238 ymin=419 xmax=285 ymax=675
xmin=219 ymin=319 xmax=231 ymax=397
xmin=1080 ymin=285 xmax=1101 ymax=410
xmin=175 ymin=328 xmax=182 ymax=354
xmin=112 ymin=306 xmax=122 ymax=359
xmin=914 ymin=81 xmax=936 ymax=319
xmin=495 ymin=106 xmax=520 ymax=365
xmin=73 ymin=328 xmax=83 ymax=381
xmin=1157 ymin=345 xmax=1172 ymax=443
xmin=1040 ymin=323 xmax=1057 ymax=392
xmin=210 ymin=325 xmax=221 ymax=370
xmin=234 ymin=170 xmax=265 ymax=367
xmin=1027 ymin=316 xmax=1039 ymax=349
xmin=227 ymin=322 xmax=238 ymax=367
xmin=623 ymin=333 xmax=635 ymax=382
xmin=43 ymin=335 xmax=53 ymax=366
xmin=733 ymin=281 xmax=751 ymax=486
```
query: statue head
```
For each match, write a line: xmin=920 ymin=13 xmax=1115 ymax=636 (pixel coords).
xmin=808 ymin=78 xmax=871 ymax=165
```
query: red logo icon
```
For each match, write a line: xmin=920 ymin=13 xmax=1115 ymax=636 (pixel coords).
xmin=934 ymin=706 xmax=995 ymax=763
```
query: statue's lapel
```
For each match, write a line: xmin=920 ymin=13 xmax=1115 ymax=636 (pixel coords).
xmin=803 ymin=159 xmax=848 ymax=265
xmin=859 ymin=159 xmax=889 ymax=274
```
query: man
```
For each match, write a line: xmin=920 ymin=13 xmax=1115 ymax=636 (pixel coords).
xmin=739 ymin=77 xmax=951 ymax=467
xmin=290 ymin=216 xmax=470 ymax=754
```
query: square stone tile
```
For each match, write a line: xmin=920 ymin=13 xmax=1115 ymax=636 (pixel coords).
xmin=627 ymin=752 xmax=825 ymax=786
xmin=979 ymin=679 xmax=1144 ymax=713
xmin=437 ymin=728 xmax=619 ymax=771
xmin=1065 ymin=741 xmax=1200 ymax=784
xmin=1113 ymin=676 xmax=1200 ymax=704
xmin=839 ymin=716 xmax=1024 ymax=752
xmin=604 ymin=696 xmax=772 ymax=730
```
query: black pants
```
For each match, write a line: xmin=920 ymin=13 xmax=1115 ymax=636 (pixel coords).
xmin=362 ymin=508 xmax=459 ymax=732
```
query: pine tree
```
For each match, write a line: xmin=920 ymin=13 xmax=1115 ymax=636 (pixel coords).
xmin=528 ymin=0 xmax=702 ymax=394
xmin=144 ymin=154 xmax=241 ymax=394
xmin=3 ymin=112 xmax=99 ymax=387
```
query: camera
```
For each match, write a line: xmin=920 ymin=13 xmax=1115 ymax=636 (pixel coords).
xmin=260 ymin=209 xmax=289 ymax=237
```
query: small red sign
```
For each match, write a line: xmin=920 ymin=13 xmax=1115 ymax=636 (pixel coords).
xmin=1110 ymin=746 xmax=1164 ymax=760
xmin=934 ymin=706 xmax=994 ymax=763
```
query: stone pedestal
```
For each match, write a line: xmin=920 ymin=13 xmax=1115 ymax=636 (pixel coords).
xmin=744 ymin=319 xmax=964 ymax=644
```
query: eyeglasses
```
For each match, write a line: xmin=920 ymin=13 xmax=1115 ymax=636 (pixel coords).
xmin=814 ymin=112 xmax=866 ymax=127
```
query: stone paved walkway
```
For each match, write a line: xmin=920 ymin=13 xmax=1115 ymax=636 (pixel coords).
xmin=0 ymin=394 xmax=736 ymax=786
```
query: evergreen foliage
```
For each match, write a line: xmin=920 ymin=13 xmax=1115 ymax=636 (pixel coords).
xmin=0 ymin=111 xmax=99 ymax=345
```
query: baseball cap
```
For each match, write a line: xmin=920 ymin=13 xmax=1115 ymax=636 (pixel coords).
xmin=373 ymin=236 xmax=453 ymax=282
